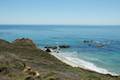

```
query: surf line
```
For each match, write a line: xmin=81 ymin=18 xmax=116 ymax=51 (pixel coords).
xmin=49 ymin=52 xmax=118 ymax=76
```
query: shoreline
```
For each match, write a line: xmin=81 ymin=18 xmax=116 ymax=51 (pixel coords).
xmin=49 ymin=51 xmax=119 ymax=76
xmin=1 ymin=38 xmax=120 ymax=80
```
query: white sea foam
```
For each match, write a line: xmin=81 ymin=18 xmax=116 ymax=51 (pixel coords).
xmin=50 ymin=52 xmax=118 ymax=76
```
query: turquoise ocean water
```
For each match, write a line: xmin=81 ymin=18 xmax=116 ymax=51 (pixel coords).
xmin=0 ymin=25 xmax=120 ymax=75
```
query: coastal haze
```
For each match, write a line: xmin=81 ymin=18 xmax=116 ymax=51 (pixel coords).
xmin=0 ymin=25 xmax=120 ymax=75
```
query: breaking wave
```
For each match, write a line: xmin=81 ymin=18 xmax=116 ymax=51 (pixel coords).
xmin=50 ymin=51 xmax=118 ymax=76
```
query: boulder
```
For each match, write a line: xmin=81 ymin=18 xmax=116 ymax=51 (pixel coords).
xmin=83 ymin=40 xmax=93 ymax=44
xmin=45 ymin=48 xmax=52 ymax=52
xmin=44 ymin=45 xmax=70 ymax=49
xmin=59 ymin=45 xmax=70 ymax=48
xmin=45 ymin=46 xmax=57 ymax=49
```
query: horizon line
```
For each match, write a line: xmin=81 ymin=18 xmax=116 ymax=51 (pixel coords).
xmin=0 ymin=24 xmax=120 ymax=26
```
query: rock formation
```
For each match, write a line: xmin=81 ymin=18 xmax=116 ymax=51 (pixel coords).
xmin=12 ymin=38 xmax=37 ymax=49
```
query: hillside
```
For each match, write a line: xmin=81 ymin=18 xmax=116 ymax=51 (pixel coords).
xmin=0 ymin=38 xmax=120 ymax=80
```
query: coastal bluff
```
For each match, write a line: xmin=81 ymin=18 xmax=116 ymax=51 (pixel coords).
xmin=13 ymin=38 xmax=37 ymax=49
xmin=0 ymin=38 xmax=120 ymax=80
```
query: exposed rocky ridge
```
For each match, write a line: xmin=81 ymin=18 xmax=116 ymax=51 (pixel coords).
xmin=0 ymin=38 xmax=120 ymax=80
xmin=12 ymin=38 xmax=37 ymax=49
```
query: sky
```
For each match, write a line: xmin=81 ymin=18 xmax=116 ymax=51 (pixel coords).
xmin=0 ymin=0 xmax=120 ymax=25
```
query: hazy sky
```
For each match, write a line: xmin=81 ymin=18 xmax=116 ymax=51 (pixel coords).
xmin=0 ymin=0 xmax=120 ymax=25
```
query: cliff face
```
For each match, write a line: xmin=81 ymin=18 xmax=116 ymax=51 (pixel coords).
xmin=0 ymin=38 xmax=120 ymax=80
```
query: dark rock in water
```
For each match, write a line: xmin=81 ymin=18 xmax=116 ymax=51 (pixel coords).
xmin=44 ymin=45 xmax=70 ymax=53
xmin=83 ymin=40 xmax=89 ymax=43
xmin=45 ymin=46 xmax=57 ymax=49
xmin=12 ymin=38 xmax=37 ymax=49
xmin=59 ymin=45 xmax=70 ymax=48
xmin=45 ymin=45 xmax=70 ymax=49
xmin=45 ymin=48 xmax=52 ymax=52
xmin=83 ymin=40 xmax=93 ymax=44
xmin=82 ymin=40 xmax=106 ymax=48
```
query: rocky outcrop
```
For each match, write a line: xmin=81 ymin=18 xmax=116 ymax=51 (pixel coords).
xmin=83 ymin=40 xmax=105 ymax=48
xmin=59 ymin=45 xmax=70 ymax=48
xmin=45 ymin=48 xmax=52 ymax=52
xmin=12 ymin=38 xmax=37 ymax=49
xmin=45 ymin=46 xmax=57 ymax=49
xmin=14 ymin=38 xmax=34 ymax=43
xmin=0 ymin=38 xmax=37 ymax=49
xmin=45 ymin=45 xmax=70 ymax=49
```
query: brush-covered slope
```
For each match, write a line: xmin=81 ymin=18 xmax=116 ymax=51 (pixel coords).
xmin=0 ymin=38 xmax=120 ymax=80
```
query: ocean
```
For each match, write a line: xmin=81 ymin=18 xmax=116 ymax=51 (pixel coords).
xmin=0 ymin=25 xmax=120 ymax=75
